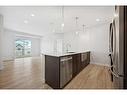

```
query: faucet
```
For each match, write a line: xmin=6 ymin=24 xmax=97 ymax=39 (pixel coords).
xmin=66 ymin=43 xmax=71 ymax=53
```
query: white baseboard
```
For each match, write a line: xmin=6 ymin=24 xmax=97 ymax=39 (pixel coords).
xmin=90 ymin=62 xmax=110 ymax=67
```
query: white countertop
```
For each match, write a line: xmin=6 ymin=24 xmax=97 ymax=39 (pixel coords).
xmin=42 ymin=50 xmax=90 ymax=57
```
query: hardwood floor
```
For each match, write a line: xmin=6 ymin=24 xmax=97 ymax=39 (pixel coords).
xmin=65 ymin=64 xmax=113 ymax=89
xmin=0 ymin=57 xmax=113 ymax=89
xmin=0 ymin=57 xmax=51 ymax=89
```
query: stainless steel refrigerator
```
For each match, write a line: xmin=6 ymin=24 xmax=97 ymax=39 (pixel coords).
xmin=109 ymin=6 xmax=126 ymax=89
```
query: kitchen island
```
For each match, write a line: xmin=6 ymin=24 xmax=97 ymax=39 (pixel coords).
xmin=44 ymin=51 xmax=90 ymax=89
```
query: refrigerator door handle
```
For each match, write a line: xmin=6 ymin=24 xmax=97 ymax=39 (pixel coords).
xmin=109 ymin=66 xmax=119 ymax=78
xmin=113 ymin=20 xmax=116 ymax=63
xmin=109 ymin=65 xmax=124 ymax=78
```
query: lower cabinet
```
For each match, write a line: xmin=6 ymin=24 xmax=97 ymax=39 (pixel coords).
xmin=45 ymin=56 xmax=60 ymax=89
xmin=73 ymin=52 xmax=90 ymax=77
xmin=73 ymin=54 xmax=81 ymax=77
xmin=45 ymin=52 xmax=90 ymax=89
xmin=81 ymin=52 xmax=90 ymax=69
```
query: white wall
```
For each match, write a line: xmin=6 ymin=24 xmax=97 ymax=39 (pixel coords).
xmin=2 ymin=28 xmax=41 ymax=61
xmin=2 ymin=30 xmax=15 ymax=60
xmin=63 ymin=23 xmax=110 ymax=66
xmin=41 ymin=30 xmax=90 ymax=54
xmin=0 ymin=15 xmax=4 ymax=70
xmin=31 ymin=38 xmax=41 ymax=56
xmin=88 ymin=23 xmax=110 ymax=66
xmin=63 ymin=30 xmax=90 ymax=53
xmin=63 ymin=32 xmax=78 ymax=52
xmin=41 ymin=33 xmax=64 ymax=53
xmin=41 ymin=23 xmax=110 ymax=66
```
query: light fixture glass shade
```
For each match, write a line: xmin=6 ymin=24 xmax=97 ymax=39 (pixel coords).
xmin=96 ymin=18 xmax=100 ymax=22
xmin=83 ymin=24 xmax=85 ymax=32
xmin=61 ymin=6 xmax=64 ymax=32
xmin=76 ymin=31 xmax=79 ymax=34
xmin=31 ymin=14 xmax=35 ymax=17
xmin=75 ymin=17 xmax=81 ymax=35
xmin=61 ymin=6 xmax=64 ymax=31
xmin=61 ymin=23 xmax=64 ymax=27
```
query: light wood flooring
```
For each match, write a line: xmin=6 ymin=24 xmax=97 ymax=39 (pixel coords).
xmin=0 ymin=57 xmax=113 ymax=89
xmin=0 ymin=57 xmax=50 ymax=89
xmin=65 ymin=64 xmax=113 ymax=89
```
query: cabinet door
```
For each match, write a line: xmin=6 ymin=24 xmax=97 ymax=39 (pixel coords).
xmin=72 ymin=54 xmax=77 ymax=77
xmin=72 ymin=54 xmax=81 ymax=77
xmin=81 ymin=52 xmax=90 ymax=69
xmin=45 ymin=55 xmax=60 ymax=89
xmin=77 ymin=54 xmax=82 ymax=73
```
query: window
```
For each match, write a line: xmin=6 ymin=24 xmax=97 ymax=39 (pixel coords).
xmin=15 ymin=39 xmax=32 ymax=58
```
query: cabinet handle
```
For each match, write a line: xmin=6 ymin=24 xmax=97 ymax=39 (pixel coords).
xmin=60 ymin=57 xmax=72 ymax=62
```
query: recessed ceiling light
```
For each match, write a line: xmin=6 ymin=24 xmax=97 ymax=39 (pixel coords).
xmin=31 ymin=14 xmax=35 ymax=17
xmin=96 ymin=18 xmax=100 ymax=22
xmin=24 ymin=20 xmax=28 ymax=24
xmin=76 ymin=31 xmax=78 ymax=35
xmin=114 ymin=13 xmax=118 ymax=18
xmin=61 ymin=23 xmax=64 ymax=27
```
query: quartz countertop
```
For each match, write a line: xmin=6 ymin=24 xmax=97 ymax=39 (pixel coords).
xmin=42 ymin=51 xmax=90 ymax=57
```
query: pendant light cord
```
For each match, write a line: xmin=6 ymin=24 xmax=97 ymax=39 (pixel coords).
xmin=83 ymin=24 xmax=85 ymax=32
xmin=62 ymin=6 xmax=64 ymax=23
xmin=76 ymin=17 xmax=79 ymax=26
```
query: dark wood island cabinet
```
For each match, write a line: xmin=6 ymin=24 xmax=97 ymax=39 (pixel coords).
xmin=44 ymin=51 xmax=90 ymax=89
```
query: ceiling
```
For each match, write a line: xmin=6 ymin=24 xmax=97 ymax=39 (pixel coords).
xmin=0 ymin=6 xmax=115 ymax=36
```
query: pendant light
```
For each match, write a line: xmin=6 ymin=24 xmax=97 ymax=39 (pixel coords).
xmin=61 ymin=6 xmax=64 ymax=28
xmin=82 ymin=24 xmax=85 ymax=32
xmin=75 ymin=17 xmax=79 ymax=35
